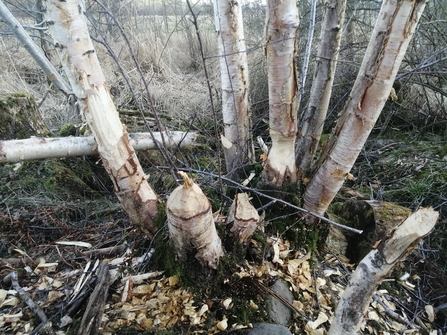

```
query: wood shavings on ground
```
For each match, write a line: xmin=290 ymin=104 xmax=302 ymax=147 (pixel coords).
xmin=0 ymin=228 xmax=443 ymax=334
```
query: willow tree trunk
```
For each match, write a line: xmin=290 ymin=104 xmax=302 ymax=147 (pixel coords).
xmin=296 ymin=0 xmax=347 ymax=178
xmin=304 ymin=0 xmax=427 ymax=217
xmin=263 ymin=0 xmax=300 ymax=186
xmin=213 ymin=0 xmax=253 ymax=179
xmin=43 ymin=0 xmax=159 ymax=237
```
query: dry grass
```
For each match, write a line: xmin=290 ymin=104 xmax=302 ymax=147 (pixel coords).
xmin=0 ymin=9 xmax=220 ymax=132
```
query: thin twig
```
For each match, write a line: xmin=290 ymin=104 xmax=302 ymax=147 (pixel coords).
xmin=250 ymin=278 xmax=310 ymax=321
xmin=185 ymin=0 xmax=223 ymax=194
xmin=373 ymin=293 xmax=415 ymax=329
xmin=159 ymin=166 xmax=364 ymax=235
xmin=92 ymin=0 xmax=177 ymax=177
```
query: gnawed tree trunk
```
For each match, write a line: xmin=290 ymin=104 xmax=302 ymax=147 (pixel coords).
xmin=213 ymin=0 xmax=253 ymax=178
xmin=0 ymin=131 xmax=196 ymax=163
xmin=43 ymin=0 xmax=158 ymax=237
xmin=304 ymin=0 xmax=427 ymax=217
xmin=329 ymin=207 xmax=439 ymax=334
xmin=166 ymin=172 xmax=223 ymax=269
xmin=226 ymin=193 xmax=260 ymax=244
xmin=296 ymin=0 xmax=347 ymax=178
xmin=263 ymin=0 xmax=299 ymax=186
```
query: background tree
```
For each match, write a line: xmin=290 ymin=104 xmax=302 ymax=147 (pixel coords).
xmin=296 ymin=0 xmax=347 ymax=178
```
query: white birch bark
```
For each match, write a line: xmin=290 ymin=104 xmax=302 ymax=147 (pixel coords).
xmin=329 ymin=207 xmax=438 ymax=334
xmin=263 ymin=0 xmax=299 ymax=186
xmin=43 ymin=0 xmax=159 ymax=237
xmin=304 ymin=0 xmax=426 ymax=216
xmin=213 ymin=0 xmax=253 ymax=177
xmin=296 ymin=0 xmax=347 ymax=178
xmin=0 ymin=131 xmax=197 ymax=163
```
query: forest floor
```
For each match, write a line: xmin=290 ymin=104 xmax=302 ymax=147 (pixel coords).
xmin=0 ymin=129 xmax=446 ymax=335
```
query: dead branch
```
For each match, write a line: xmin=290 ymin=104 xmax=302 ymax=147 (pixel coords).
xmin=81 ymin=244 xmax=127 ymax=259
xmin=0 ymin=131 xmax=197 ymax=163
xmin=78 ymin=262 xmax=110 ymax=335
xmin=3 ymin=271 xmax=54 ymax=335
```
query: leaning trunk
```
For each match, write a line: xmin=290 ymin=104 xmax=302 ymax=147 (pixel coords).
xmin=213 ymin=0 xmax=253 ymax=178
xmin=263 ymin=0 xmax=300 ymax=186
xmin=296 ymin=0 xmax=347 ymax=178
xmin=329 ymin=207 xmax=438 ymax=334
xmin=43 ymin=0 xmax=159 ymax=237
xmin=304 ymin=0 xmax=427 ymax=217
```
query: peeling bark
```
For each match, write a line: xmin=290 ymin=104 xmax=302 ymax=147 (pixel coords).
xmin=304 ymin=0 xmax=427 ymax=217
xmin=263 ymin=0 xmax=300 ymax=186
xmin=43 ymin=0 xmax=159 ymax=237
xmin=166 ymin=172 xmax=223 ymax=269
xmin=329 ymin=207 xmax=438 ymax=334
xmin=296 ymin=0 xmax=347 ymax=178
xmin=226 ymin=193 xmax=260 ymax=244
xmin=213 ymin=0 xmax=253 ymax=178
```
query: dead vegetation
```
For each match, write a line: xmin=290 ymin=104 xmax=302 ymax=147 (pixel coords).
xmin=0 ymin=0 xmax=446 ymax=334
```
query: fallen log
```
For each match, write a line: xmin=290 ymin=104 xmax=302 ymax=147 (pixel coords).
xmin=0 ymin=131 xmax=197 ymax=163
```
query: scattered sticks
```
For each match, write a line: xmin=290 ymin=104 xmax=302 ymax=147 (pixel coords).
xmin=3 ymin=271 xmax=54 ymax=335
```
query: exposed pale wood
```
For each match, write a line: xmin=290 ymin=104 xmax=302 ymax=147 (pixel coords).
xmin=226 ymin=193 xmax=260 ymax=244
xmin=304 ymin=0 xmax=427 ymax=218
xmin=0 ymin=131 xmax=197 ymax=163
xmin=329 ymin=207 xmax=438 ymax=334
xmin=263 ymin=0 xmax=300 ymax=186
xmin=166 ymin=172 xmax=223 ymax=269
xmin=44 ymin=0 xmax=159 ymax=237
